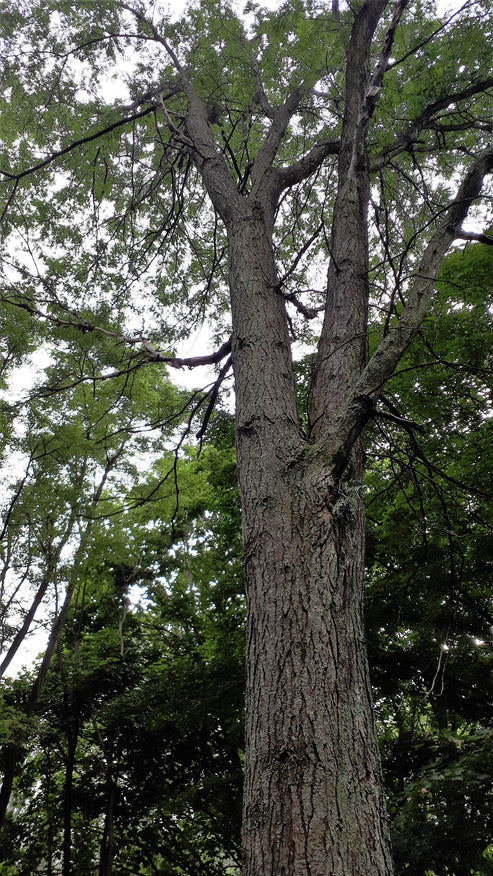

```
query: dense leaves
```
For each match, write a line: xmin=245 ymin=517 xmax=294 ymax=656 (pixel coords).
xmin=365 ymin=241 xmax=493 ymax=875
xmin=0 ymin=425 xmax=245 ymax=873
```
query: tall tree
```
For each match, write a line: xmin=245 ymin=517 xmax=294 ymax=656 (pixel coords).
xmin=0 ymin=0 xmax=492 ymax=872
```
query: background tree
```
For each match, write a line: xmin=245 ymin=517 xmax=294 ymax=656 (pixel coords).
xmin=0 ymin=429 xmax=245 ymax=874
xmin=365 ymin=240 xmax=493 ymax=875
xmin=0 ymin=0 xmax=492 ymax=872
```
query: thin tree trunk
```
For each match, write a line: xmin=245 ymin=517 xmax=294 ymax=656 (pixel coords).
xmin=0 ymin=575 xmax=49 ymax=678
xmin=99 ymin=776 xmax=116 ymax=876
xmin=62 ymin=724 xmax=78 ymax=876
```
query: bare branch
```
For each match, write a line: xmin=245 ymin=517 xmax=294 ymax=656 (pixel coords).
xmin=155 ymin=92 xmax=194 ymax=153
xmin=196 ymin=355 xmax=233 ymax=442
xmin=277 ymin=139 xmax=340 ymax=191
xmin=277 ymin=221 xmax=324 ymax=289
xmin=282 ymin=291 xmax=325 ymax=319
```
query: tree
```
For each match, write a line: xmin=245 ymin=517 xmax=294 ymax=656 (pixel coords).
xmin=1 ymin=356 xmax=492 ymax=874
xmin=0 ymin=0 xmax=492 ymax=872
xmin=0 ymin=432 xmax=245 ymax=874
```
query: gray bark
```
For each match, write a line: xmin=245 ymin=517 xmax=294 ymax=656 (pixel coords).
xmin=226 ymin=207 xmax=393 ymax=872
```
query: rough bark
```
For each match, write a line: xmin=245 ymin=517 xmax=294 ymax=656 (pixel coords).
xmin=226 ymin=207 xmax=393 ymax=871
xmin=240 ymin=451 xmax=393 ymax=874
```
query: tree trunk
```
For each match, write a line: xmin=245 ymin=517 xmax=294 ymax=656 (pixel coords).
xmin=99 ymin=775 xmax=116 ymax=876
xmin=62 ymin=723 xmax=78 ymax=876
xmin=182 ymin=6 xmax=432 ymax=871
xmin=227 ymin=214 xmax=393 ymax=874
xmin=239 ymin=432 xmax=392 ymax=872
xmin=240 ymin=434 xmax=394 ymax=873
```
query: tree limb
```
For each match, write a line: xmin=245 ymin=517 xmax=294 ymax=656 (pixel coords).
xmin=1 ymin=295 xmax=232 ymax=369
xmin=250 ymin=49 xmax=276 ymax=120
xmin=456 ymin=230 xmax=493 ymax=245
xmin=196 ymin=355 xmax=233 ymax=442
xmin=309 ymin=144 xmax=493 ymax=478
xmin=250 ymin=84 xmax=312 ymax=198
xmin=119 ymin=2 xmax=184 ymax=73
xmin=371 ymin=78 xmax=493 ymax=171
xmin=277 ymin=139 xmax=340 ymax=191
xmin=362 ymin=0 xmax=410 ymax=124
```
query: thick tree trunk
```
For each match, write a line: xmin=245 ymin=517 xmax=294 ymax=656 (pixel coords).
xmin=184 ymin=8 xmax=397 ymax=870
xmin=241 ymin=469 xmax=393 ymax=874
xmin=228 ymin=215 xmax=393 ymax=874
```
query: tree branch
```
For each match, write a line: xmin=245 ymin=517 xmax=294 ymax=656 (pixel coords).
xmin=196 ymin=355 xmax=233 ymax=442
xmin=250 ymin=85 xmax=311 ymax=198
xmin=119 ymin=2 xmax=184 ymax=73
xmin=0 ymin=96 xmax=179 ymax=200
xmin=116 ymin=2 xmax=243 ymax=225
xmin=1 ymin=295 xmax=232 ymax=369
xmin=277 ymin=139 xmax=340 ymax=191
xmin=386 ymin=1 xmax=473 ymax=72
xmin=339 ymin=0 xmax=388 ymax=181
xmin=456 ymin=230 xmax=493 ymax=245
xmin=309 ymin=144 xmax=493 ymax=478
xmin=182 ymin=82 xmax=245 ymax=225
xmin=250 ymin=48 xmax=276 ymax=120
xmin=371 ymin=78 xmax=493 ymax=171
xmin=362 ymin=0 xmax=410 ymax=124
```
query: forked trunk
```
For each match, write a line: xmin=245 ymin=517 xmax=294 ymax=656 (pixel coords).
xmin=228 ymin=215 xmax=393 ymax=874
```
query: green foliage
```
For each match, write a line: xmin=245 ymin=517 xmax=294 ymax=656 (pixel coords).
xmin=365 ymin=240 xmax=493 ymax=876
xmin=0 ymin=411 xmax=244 ymax=872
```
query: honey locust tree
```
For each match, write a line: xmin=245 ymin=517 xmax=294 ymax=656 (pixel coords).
xmin=0 ymin=0 xmax=492 ymax=872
